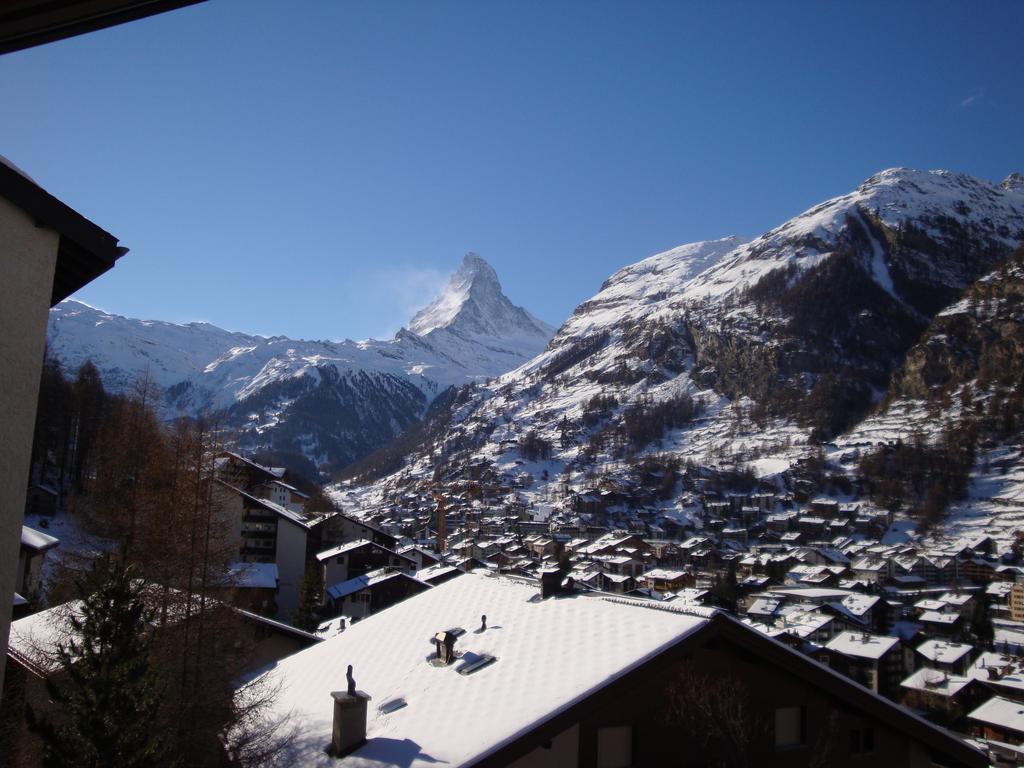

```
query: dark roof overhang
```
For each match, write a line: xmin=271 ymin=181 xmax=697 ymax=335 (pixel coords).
xmin=0 ymin=0 xmax=204 ymax=55
xmin=0 ymin=161 xmax=126 ymax=306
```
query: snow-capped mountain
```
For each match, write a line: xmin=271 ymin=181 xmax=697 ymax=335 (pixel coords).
xmin=349 ymin=169 xmax=1024 ymax=530
xmin=46 ymin=253 xmax=554 ymax=475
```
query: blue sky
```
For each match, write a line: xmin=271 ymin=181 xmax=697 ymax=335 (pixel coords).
xmin=2 ymin=1 xmax=1022 ymax=340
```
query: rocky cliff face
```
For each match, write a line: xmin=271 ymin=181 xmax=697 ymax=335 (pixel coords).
xmin=897 ymin=246 xmax=1024 ymax=402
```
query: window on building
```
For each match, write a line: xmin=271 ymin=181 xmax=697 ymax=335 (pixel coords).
xmin=775 ymin=706 xmax=805 ymax=749
xmin=596 ymin=725 xmax=632 ymax=768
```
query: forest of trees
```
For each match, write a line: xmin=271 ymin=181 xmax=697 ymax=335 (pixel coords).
xmin=11 ymin=356 xmax=293 ymax=767
xmin=857 ymin=422 xmax=978 ymax=530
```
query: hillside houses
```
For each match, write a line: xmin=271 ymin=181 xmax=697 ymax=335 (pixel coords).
xmin=318 ymin=471 xmax=1024 ymax=764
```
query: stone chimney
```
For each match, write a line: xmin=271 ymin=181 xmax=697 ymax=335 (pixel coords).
xmin=330 ymin=665 xmax=371 ymax=758
xmin=540 ymin=569 xmax=562 ymax=599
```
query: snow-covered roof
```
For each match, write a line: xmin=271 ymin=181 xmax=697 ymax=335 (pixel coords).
xmin=8 ymin=600 xmax=84 ymax=674
xmin=826 ymin=631 xmax=899 ymax=661
xmin=317 ymin=539 xmax=373 ymax=561
xmin=316 ymin=616 xmax=350 ymax=640
xmin=968 ymin=652 xmax=1024 ymax=695
xmin=939 ymin=592 xmax=975 ymax=607
xmin=919 ymin=610 xmax=960 ymax=625
xmin=917 ymin=639 xmax=973 ymax=665
xmin=747 ymin=596 xmax=784 ymax=616
xmin=839 ymin=593 xmax=879 ymax=616
xmin=638 ymin=569 xmax=688 ymax=581
xmin=21 ymin=525 xmax=59 ymax=551
xmin=220 ymin=481 xmax=325 ymax=530
xmin=325 ymin=568 xmax=424 ymax=601
xmin=246 ymin=571 xmax=709 ymax=767
xmin=967 ymin=696 xmax=1024 ymax=735
xmin=670 ymin=588 xmax=709 ymax=604
xmin=415 ymin=563 xmax=459 ymax=582
xmin=225 ymin=562 xmax=279 ymax=589
xmin=602 ymin=572 xmax=634 ymax=584
xmin=900 ymin=668 xmax=972 ymax=698
xmin=769 ymin=587 xmax=851 ymax=601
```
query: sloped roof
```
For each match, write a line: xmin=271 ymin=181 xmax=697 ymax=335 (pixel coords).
xmin=967 ymin=696 xmax=1024 ymax=734
xmin=826 ymin=631 xmax=899 ymax=661
xmin=240 ymin=571 xmax=987 ymax=768
xmin=324 ymin=568 xmax=426 ymax=602
xmin=246 ymin=572 xmax=709 ymax=767
xmin=21 ymin=524 xmax=59 ymax=551
xmin=0 ymin=159 xmax=124 ymax=304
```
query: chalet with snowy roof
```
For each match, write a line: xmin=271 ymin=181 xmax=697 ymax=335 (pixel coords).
xmin=397 ymin=544 xmax=441 ymax=571
xmin=17 ymin=525 xmax=58 ymax=603
xmin=825 ymin=631 xmax=903 ymax=698
xmin=917 ymin=640 xmax=975 ymax=676
xmin=414 ymin=562 xmax=462 ymax=587
xmin=240 ymin=571 xmax=986 ymax=767
xmin=851 ymin=555 xmax=889 ymax=584
xmin=578 ymin=532 xmax=649 ymax=559
xmin=317 ymin=539 xmax=415 ymax=603
xmin=209 ymin=562 xmax=279 ymax=615
xmin=919 ymin=609 xmax=964 ymax=637
xmin=216 ymin=480 xmax=335 ymax=619
xmin=962 ymin=557 xmax=1000 ymax=584
xmin=900 ymin=667 xmax=988 ymax=725
xmin=969 ymin=652 xmax=1024 ymax=702
xmin=967 ymin=695 xmax=1024 ymax=745
xmin=638 ymin=567 xmax=692 ymax=593
xmin=215 ymin=450 xmax=288 ymax=491
xmin=323 ymin=567 xmax=430 ymax=621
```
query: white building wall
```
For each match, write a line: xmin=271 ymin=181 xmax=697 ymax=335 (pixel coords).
xmin=275 ymin=518 xmax=308 ymax=621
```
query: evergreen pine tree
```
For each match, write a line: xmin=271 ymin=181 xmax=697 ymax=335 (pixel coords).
xmin=291 ymin=560 xmax=323 ymax=632
xmin=31 ymin=559 xmax=163 ymax=768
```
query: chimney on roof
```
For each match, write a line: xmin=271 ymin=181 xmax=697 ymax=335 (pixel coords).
xmin=330 ymin=665 xmax=371 ymax=758
xmin=541 ymin=569 xmax=562 ymax=599
xmin=434 ymin=631 xmax=458 ymax=665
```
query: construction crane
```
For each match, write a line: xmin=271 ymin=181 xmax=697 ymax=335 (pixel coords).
xmin=431 ymin=490 xmax=447 ymax=555
xmin=429 ymin=482 xmax=514 ymax=556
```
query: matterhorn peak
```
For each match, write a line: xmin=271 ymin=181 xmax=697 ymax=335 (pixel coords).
xmin=454 ymin=251 xmax=501 ymax=291
xmin=406 ymin=253 xmax=553 ymax=343
xmin=1001 ymin=172 xmax=1024 ymax=192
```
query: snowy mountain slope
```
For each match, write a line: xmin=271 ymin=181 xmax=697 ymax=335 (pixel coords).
xmin=346 ymin=168 xmax=1024 ymax=526
xmin=46 ymin=254 xmax=554 ymax=474
xmin=830 ymin=243 xmax=1024 ymax=553
xmin=686 ymin=169 xmax=1024 ymax=312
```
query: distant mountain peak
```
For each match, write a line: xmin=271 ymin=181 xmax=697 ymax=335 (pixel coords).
xmin=407 ymin=253 xmax=553 ymax=340
xmin=1001 ymin=172 xmax=1024 ymax=192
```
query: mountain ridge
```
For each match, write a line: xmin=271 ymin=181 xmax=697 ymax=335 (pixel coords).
xmin=342 ymin=167 xmax=1024 ymax=545
xmin=46 ymin=253 xmax=556 ymax=475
